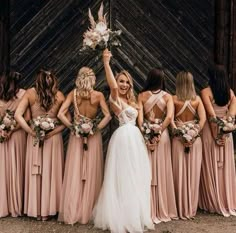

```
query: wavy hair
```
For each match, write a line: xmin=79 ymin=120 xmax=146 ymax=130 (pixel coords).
xmin=35 ymin=70 xmax=58 ymax=111
xmin=0 ymin=71 xmax=21 ymax=101
xmin=116 ymin=70 xmax=137 ymax=106
xmin=208 ymin=66 xmax=230 ymax=106
xmin=176 ymin=71 xmax=196 ymax=101
xmin=75 ymin=67 xmax=96 ymax=99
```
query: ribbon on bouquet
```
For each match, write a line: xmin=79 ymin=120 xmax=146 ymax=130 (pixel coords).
xmin=81 ymin=137 xmax=88 ymax=181
xmin=32 ymin=144 xmax=43 ymax=175
xmin=149 ymin=151 xmax=157 ymax=186
xmin=217 ymin=146 xmax=224 ymax=168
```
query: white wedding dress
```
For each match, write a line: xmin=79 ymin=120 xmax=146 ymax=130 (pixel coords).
xmin=93 ymin=98 xmax=154 ymax=233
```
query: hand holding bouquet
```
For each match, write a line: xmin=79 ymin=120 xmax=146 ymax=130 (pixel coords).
xmin=141 ymin=119 xmax=163 ymax=152
xmin=30 ymin=115 xmax=59 ymax=147
xmin=71 ymin=116 xmax=100 ymax=151
xmin=173 ymin=121 xmax=200 ymax=153
xmin=80 ymin=3 xmax=121 ymax=54
xmin=0 ymin=110 xmax=17 ymax=143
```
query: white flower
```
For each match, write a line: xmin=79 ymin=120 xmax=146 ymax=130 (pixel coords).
xmin=145 ymin=129 xmax=151 ymax=134
xmin=84 ymin=37 xmax=93 ymax=46
xmin=49 ymin=123 xmax=55 ymax=128
xmin=40 ymin=122 xmax=50 ymax=130
xmin=183 ymin=134 xmax=193 ymax=142
xmin=10 ymin=125 xmax=15 ymax=130
xmin=34 ymin=120 xmax=40 ymax=126
xmin=3 ymin=117 xmax=12 ymax=127
xmin=95 ymin=22 xmax=107 ymax=34
xmin=0 ymin=124 xmax=5 ymax=129
xmin=81 ymin=123 xmax=92 ymax=134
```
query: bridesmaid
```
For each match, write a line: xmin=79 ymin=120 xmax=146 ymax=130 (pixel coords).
xmin=0 ymin=71 xmax=27 ymax=217
xmin=15 ymin=69 xmax=65 ymax=220
xmin=199 ymin=66 xmax=236 ymax=216
xmin=172 ymin=71 xmax=206 ymax=219
xmin=58 ymin=67 xmax=111 ymax=224
xmin=138 ymin=69 xmax=178 ymax=223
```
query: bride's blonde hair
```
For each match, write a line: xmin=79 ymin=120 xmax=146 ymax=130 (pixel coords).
xmin=75 ymin=67 xmax=96 ymax=99
xmin=116 ymin=70 xmax=137 ymax=107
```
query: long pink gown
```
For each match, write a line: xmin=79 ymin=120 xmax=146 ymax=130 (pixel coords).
xmin=143 ymin=91 xmax=178 ymax=223
xmin=199 ymin=102 xmax=236 ymax=216
xmin=172 ymin=100 xmax=202 ymax=219
xmin=58 ymin=90 xmax=103 ymax=224
xmin=24 ymin=95 xmax=64 ymax=218
xmin=0 ymin=89 xmax=26 ymax=217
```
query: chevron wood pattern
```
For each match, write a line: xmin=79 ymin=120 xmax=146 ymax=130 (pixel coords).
xmin=10 ymin=0 xmax=214 ymax=149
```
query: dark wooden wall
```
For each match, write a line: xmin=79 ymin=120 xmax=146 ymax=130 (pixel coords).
xmin=8 ymin=0 xmax=215 ymax=147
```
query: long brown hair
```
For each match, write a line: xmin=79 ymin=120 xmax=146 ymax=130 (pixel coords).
xmin=35 ymin=70 xmax=58 ymax=111
xmin=0 ymin=71 xmax=21 ymax=101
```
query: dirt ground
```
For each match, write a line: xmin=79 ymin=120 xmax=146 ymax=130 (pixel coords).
xmin=0 ymin=211 xmax=236 ymax=233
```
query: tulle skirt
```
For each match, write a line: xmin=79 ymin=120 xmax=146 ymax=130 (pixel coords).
xmin=93 ymin=123 xmax=154 ymax=233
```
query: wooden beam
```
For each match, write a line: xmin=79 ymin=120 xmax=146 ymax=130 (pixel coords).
xmin=0 ymin=0 xmax=9 ymax=72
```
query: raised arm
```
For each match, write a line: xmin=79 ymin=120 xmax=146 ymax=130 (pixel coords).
xmin=97 ymin=93 xmax=112 ymax=130
xmin=15 ymin=90 xmax=35 ymax=136
xmin=57 ymin=91 xmax=73 ymax=128
xmin=103 ymin=49 xmax=119 ymax=101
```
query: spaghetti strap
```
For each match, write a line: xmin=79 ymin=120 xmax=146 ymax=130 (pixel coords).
xmin=176 ymin=100 xmax=196 ymax=117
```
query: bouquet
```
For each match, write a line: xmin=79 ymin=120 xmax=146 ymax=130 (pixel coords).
xmin=71 ymin=116 xmax=101 ymax=151
xmin=0 ymin=110 xmax=17 ymax=143
xmin=173 ymin=121 xmax=200 ymax=153
xmin=80 ymin=3 xmax=121 ymax=54
xmin=210 ymin=116 xmax=236 ymax=136
xmin=30 ymin=115 xmax=59 ymax=147
xmin=141 ymin=119 xmax=162 ymax=152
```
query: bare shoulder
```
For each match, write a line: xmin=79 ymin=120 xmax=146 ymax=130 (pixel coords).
xmin=201 ymin=87 xmax=211 ymax=95
xmin=172 ymin=95 xmax=178 ymax=102
xmin=163 ymin=92 xmax=172 ymax=101
xmin=25 ymin=88 xmax=36 ymax=98
xmin=138 ymin=91 xmax=151 ymax=102
xmin=92 ymin=90 xmax=105 ymax=99
xmin=56 ymin=90 xmax=65 ymax=102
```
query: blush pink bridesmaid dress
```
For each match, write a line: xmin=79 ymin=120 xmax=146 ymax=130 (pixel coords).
xmin=199 ymin=102 xmax=236 ymax=216
xmin=172 ymin=100 xmax=202 ymax=219
xmin=143 ymin=90 xmax=178 ymax=223
xmin=58 ymin=89 xmax=103 ymax=225
xmin=24 ymin=91 xmax=64 ymax=218
xmin=0 ymin=89 xmax=26 ymax=217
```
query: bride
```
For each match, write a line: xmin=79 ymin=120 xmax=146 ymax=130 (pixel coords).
xmin=93 ymin=49 xmax=154 ymax=233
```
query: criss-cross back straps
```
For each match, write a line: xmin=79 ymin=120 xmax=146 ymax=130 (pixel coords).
xmin=176 ymin=100 xmax=196 ymax=117
xmin=143 ymin=91 xmax=166 ymax=114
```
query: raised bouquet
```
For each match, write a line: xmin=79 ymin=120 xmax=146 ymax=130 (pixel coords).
xmin=141 ymin=119 xmax=162 ymax=151
xmin=71 ymin=116 xmax=100 ymax=151
xmin=0 ymin=109 xmax=17 ymax=143
xmin=173 ymin=121 xmax=200 ymax=153
xmin=80 ymin=3 xmax=121 ymax=54
xmin=30 ymin=115 xmax=59 ymax=147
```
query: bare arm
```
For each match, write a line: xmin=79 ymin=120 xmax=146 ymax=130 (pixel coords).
xmin=201 ymin=88 xmax=216 ymax=118
xmin=170 ymin=96 xmax=177 ymax=129
xmin=137 ymin=93 xmax=144 ymax=130
xmin=161 ymin=94 xmax=174 ymax=131
xmin=97 ymin=93 xmax=112 ymax=130
xmin=15 ymin=91 xmax=35 ymax=136
xmin=103 ymin=49 xmax=119 ymax=101
xmin=227 ymin=90 xmax=236 ymax=117
xmin=57 ymin=91 xmax=73 ymax=128
xmin=197 ymin=96 xmax=206 ymax=130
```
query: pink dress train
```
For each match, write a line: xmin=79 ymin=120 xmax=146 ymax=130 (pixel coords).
xmin=172 ymin=100 xmax=202 ymax=219
xmin=58 ymin=90 xmax=103 ymax=224
xmin=199 ymin=103 xmax=236 ymax=216
xmin=143 ymin=91 xmax=177 ymax=222
xmin=24 ymin=99 xmax=64 ymax=218
xmin=0 ymin=89 xmax=26 ymax=217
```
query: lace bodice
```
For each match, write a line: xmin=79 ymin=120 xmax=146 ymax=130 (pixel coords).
xmin=117 ymin=106 xmax=138 ymax=126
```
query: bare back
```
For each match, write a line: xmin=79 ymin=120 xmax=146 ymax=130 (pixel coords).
xmin=173 ymin=95 xmax=199 ymax=122
xmin=73 ymin=89 xmax=101 ymax=120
